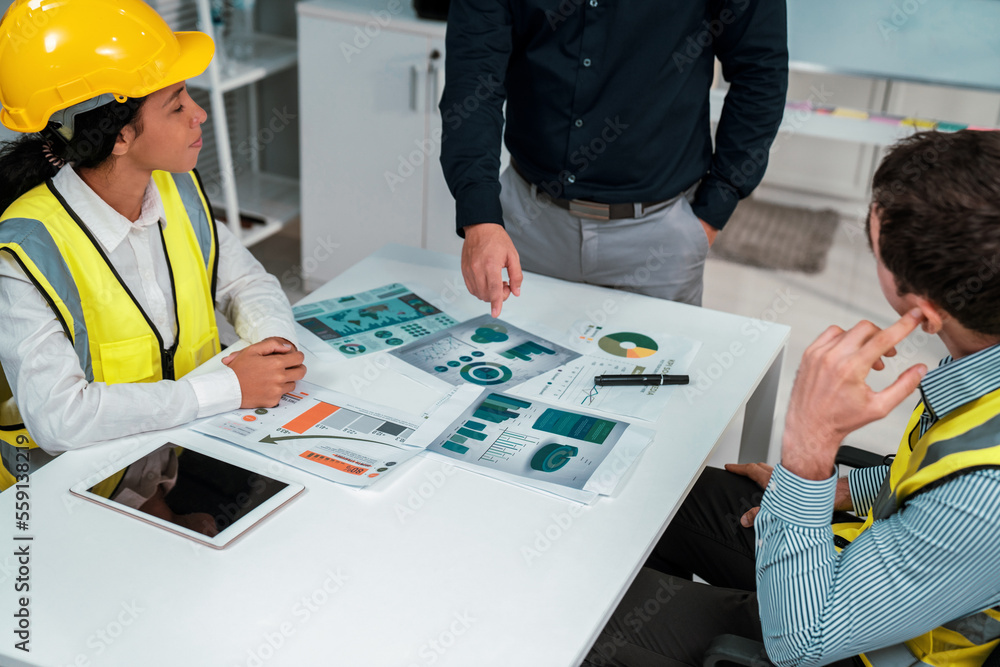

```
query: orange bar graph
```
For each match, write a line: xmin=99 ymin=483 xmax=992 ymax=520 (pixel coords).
xmin=299 ymin=450 xmax=367 ymax=475
xmin=283 ymin=402 xmax=339 ymax=434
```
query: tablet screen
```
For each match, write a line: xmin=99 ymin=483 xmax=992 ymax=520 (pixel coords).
xmin=79 ymin=442 xmax=297 ymax=547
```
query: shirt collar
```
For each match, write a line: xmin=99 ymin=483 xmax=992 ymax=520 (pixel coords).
xmin=52 ymin=166 xmax=167 ymax=254
xmin=919 ymin=343 xmax=1000 ymax=419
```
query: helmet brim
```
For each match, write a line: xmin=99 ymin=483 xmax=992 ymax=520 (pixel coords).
xmin=155 ymin=31 xmax=215 ymax=93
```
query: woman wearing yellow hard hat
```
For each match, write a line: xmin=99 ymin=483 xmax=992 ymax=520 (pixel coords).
xmin=0 ymin=0 xmax=306 ymax=517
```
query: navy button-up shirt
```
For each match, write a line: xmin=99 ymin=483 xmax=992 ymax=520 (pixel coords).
xmin=440 ymin=0 xmax=789 ymax=233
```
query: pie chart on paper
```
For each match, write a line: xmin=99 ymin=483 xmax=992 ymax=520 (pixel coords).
xmin=598 ymin=332 xmax=658 ymax=358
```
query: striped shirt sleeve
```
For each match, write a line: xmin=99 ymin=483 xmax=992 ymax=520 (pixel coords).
xmin=755 ymin=464 xmax=1000 ymax=667
xmin=847 ymin=465 xmax=889 ymax=516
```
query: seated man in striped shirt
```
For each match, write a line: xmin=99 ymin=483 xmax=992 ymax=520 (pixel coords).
xmin=583 ymin=129 xmax=1000 ymax=667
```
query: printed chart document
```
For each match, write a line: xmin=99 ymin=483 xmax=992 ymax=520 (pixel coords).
xmin=408 ymin=385 xmax=653 ymax=503
xmin=389 ymin=314 xmax=580 ymax=391
xmin=194 ymin=381 xmax=424 ymax=487
xmin=292 ymin=283 xmax=458 ymax=358
xmin=517 ymin=322 xmax=701 ymax=422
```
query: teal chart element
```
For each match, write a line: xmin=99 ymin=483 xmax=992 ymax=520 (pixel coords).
xmin=471 ymin=323 xmax=509 ymax=344
xmin=339 ymin=343 xmax=366 ymax=355
xmin=530 ymin=444 xmax=579 ymax=472
xmin=533 ymin=409 xmax=616 ymax=444
xmin=460 ymin=362 xmax=513 ymax=385
xmin=499 ymin=340 xmax=557 ymax=362
xmin=473 ymin=393 xmax=530 ymax=423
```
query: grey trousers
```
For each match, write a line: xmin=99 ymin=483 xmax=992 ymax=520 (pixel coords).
xmin=499 ymin=167 xmax=710 ymax=306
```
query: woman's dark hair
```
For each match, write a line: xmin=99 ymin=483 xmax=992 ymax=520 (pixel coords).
xmin=0 ymin=95 xmax=147 ymax=213
xmin=871 ymin=130 xmax=1000 ymax=336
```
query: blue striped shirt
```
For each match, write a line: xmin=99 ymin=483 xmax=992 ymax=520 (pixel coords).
xmin=756 ymin=344 xmax=1000 ymax=666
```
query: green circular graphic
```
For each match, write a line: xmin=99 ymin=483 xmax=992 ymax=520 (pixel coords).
xmin=460 ymin=361 xmax=513 ymax=385
xmin=339 ymin=343 xmax=366 ymax=355
xmin=530 ymin=444 xmax=579 ymax=472
xmin=598 ymin=332 xmax=658 ymax=358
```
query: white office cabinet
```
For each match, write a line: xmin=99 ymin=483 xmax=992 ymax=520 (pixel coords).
xmin=298 ymin=0 xmax=459 ymax=290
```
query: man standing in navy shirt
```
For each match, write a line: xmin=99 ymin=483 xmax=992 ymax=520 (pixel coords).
xmin=440 ymin=0 xmax=788 ymax=315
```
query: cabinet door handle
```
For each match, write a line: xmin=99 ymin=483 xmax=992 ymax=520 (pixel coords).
xmin=410 ymin=64 xmax=421 ymax=112
xmin=429 ymin=60 xmax=443 ymax=110
xmin=429 ymin=49 xmax=444 ymax=111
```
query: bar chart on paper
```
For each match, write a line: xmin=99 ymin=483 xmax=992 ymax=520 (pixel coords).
xmin=423 ymin=390 xmax=633 ymax=493
xmin=194 ymin=381 xmax=425 ymax=487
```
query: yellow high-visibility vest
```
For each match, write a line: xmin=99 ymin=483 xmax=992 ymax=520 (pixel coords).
xmin=0 ymin=170 xmax=220 ymax=494
xmin=832 ymin=390 xmax=1000 ymax=667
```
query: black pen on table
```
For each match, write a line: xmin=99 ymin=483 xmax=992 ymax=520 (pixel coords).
xmin=594 ymin=374 xmax=690 ymax=387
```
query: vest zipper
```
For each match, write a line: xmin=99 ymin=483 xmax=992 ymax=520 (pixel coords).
xmin=161 ymin=348 xmax=176 ymax=381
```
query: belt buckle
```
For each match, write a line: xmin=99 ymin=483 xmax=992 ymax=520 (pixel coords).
xmin=568 ymin=199 xmax=611 ymax=221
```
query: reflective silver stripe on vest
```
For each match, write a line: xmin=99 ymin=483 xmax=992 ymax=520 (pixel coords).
xmin=1 ymin=438 xmax=57 ymax=478
xmin=0 ymin=218 xmax=93 ymax=381
xmin=170 ymin=172 xmax=214 ymax=269
xmin=916 ymin=412 xmax=1000 ymax=472
xmin=943 ymin=612 xmax=1000 ymax=645
xmin=864 ymin=642 xmax=932 ymax=667
xmin=871 ymin=473 xmax=896 ymax=520
xmin=872 ymin=415 xmax=1000 ymax=520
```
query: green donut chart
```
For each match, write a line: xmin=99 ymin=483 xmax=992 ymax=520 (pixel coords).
xmin=460 ymin=361 xmax=513 ymax=385
xmin=530 ymin=443 xmax=579 ymax=472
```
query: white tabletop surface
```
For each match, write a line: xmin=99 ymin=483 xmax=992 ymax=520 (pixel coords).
xmin=0 ymin=244 xmax=788 ymax=667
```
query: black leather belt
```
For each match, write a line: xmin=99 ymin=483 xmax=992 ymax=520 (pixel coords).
xmin=510 ymin=158 xmax=674 ymax=221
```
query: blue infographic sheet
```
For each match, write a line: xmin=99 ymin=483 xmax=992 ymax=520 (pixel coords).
xmin=389 ymin=315 xmax=581 ymax=389
xmin=293 ymin=283 xmax=458 ymax=358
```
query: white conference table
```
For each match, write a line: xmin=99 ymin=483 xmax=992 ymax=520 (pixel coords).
xmin=0 ymin=244 xmax=788 ymax=667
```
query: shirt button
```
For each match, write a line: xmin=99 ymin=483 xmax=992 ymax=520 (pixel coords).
xmin=582 ymin=58 xmax=592 ymax=67
xmin=567 ymin=174 xmax=577 ymax=184
xmin=575 ymin=119 xmax=584 ymax=128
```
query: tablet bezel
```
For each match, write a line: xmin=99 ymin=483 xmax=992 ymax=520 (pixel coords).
xmin=69 ymin=439 xmax=305 ymax=550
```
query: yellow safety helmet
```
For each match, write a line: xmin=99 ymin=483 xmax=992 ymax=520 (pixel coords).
xmin=0 ymin=0 xmax=214 ymax=134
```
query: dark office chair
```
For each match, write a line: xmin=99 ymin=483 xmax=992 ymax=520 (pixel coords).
xmin=702 ymin=446 xmax=1000 ymax=667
